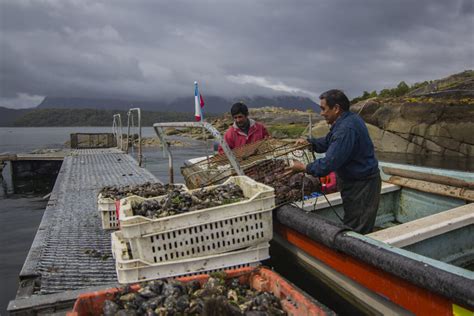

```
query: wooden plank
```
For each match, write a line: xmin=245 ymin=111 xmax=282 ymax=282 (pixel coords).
xmin=0 ymin=154 xmax=18 ymax=161
xmin=383 ymin=166 xmax=474 ymax=189
xmin=15 ymin=155 xmax=65 ymax=161
xmin=367 ymin=203 xmax=474 ymax=247
xmin=1 ymin=153 xmax=66 ymax=161
xmin=388 ymin=176 xmax=474 ymax=202
xmin=300 ymin=182 xmax=400 ymax=211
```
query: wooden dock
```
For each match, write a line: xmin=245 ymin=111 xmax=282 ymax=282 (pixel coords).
xmin=0 ymin=152 xmax=67 ymax=162
xmin=8 ymin=148 xmax=158 ymax=315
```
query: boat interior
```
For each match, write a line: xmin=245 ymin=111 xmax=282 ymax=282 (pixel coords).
xmin=294 ymin=161 xmax=474 ymax=271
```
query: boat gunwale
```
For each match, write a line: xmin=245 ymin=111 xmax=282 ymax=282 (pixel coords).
xmin=274 ymin=204 xmax=474 ymax=309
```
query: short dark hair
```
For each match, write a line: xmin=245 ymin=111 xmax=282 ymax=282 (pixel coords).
xmin=319 ymin=89 xmax=350 ymax=111
xmin=230 ymin=102 xmax=249 ymax=116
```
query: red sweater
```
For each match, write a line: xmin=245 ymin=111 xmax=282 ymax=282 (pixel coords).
xmin=218 ymin=119 xmax=269 ymax=153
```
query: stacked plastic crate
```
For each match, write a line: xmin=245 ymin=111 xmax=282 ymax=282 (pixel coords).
xmin=97 ymin=183 xmax=187 ymax=230
xmin=97 ymin=193 xmax=121 ymax=230
xmin=111 ymin=176 xmax=275 ymax=283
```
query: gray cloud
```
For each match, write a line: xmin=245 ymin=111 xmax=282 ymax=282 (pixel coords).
xmin=1 ymin=0 xmax=473 ymax=108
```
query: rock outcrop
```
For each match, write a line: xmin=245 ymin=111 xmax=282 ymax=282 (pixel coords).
xmin=347 ymin=71 xmax=474 ymax=156
xmin=309 ymin=71 xmax=474 ymax=157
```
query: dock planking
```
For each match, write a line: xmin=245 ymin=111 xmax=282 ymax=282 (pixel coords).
xmin=8 ymin=148 xmax=158 ymax=314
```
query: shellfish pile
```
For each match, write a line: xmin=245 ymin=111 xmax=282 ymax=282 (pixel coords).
xmin=100 ymin=182 xmax=181 ymax=200
xmin=131 ymin=183 xmax=246 ymax=219
xmin=245 ymin=159 xmax=320 ymax=205
xmin=102 ymin=273 xmax=287 ymax=316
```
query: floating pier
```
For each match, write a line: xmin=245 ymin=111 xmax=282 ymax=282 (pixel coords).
xmin=8 ymin=148 xmax=157 ymax=315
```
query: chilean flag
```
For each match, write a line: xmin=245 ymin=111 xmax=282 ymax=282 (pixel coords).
xmin=194 ymin=81 xmax=205 ymax=121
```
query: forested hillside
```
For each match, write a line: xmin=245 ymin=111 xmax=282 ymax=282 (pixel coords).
xmin=12 ymin=108 xmax=217 ymax=127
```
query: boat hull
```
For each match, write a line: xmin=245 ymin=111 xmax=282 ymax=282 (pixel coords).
xmin=273 ymin=206 xmax=474 ymax=315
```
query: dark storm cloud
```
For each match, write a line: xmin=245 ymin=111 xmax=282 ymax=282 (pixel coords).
xmin=0 ymin=0 xmax=472 ymax=108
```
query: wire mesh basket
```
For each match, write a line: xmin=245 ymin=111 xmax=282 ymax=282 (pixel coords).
xmin=181 ymin=139 xmax=321 ymax=206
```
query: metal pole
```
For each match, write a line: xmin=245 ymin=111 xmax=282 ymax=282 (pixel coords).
xmin=202 ymin=125 xmax=210 ymax=168
xmin=154 ymin=125 xmax=174 ymax=184
xmin=112 ymin=115 xmax=118 ymax=148
xmin=153 ymin=121 xmax=244 ymax=176
xmin=113 ymin=114 xmax=123 ymax=150
xmin=112 ymin=117 xmax=116 ymax=145
xmin=128 ymin=108 xmax=142 ymax=167
xmin=137 ymin=109 xmax=142 ymax=167
xmin=126 ymin=111 xmax=131 ymax=154
xmin=119 ymin=115 xmax=123 ymax=151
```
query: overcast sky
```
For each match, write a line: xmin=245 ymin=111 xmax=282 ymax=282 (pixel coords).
xmin=1 ymin=0 xmax=473 ymax=108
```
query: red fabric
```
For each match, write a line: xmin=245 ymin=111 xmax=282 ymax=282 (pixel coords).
xmin=320 ymin=172 xmax=337 ymax=193
xmin=199 ymin=94 xmax=204 ymax=107
xmin=218 ymin=121 xmax=269 ymax=153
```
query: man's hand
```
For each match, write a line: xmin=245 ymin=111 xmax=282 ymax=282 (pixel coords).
xmin=291 ymin=160 xmax=307 ymax=172
xmin=282 ymin=160 xmax=306 ymax=177
xmin=295 ymin=138 xmax=309 ymax=146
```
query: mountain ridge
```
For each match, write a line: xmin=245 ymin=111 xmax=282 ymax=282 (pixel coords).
xmin=37 ymin=95 xmax=319 ymax=113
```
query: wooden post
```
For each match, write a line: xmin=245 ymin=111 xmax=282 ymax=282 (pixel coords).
xmin=382 ymin=166 xmax=474 ymax=189
xmin=387 ymin=176 xmax=474 ymax=202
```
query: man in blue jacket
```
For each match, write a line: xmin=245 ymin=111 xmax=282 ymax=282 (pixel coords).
xmin=290 ymin=89 xmax=381 ymax=234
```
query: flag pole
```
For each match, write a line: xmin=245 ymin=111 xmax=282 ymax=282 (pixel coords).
xmin=194 ymin=81 xmax=210 ymax=165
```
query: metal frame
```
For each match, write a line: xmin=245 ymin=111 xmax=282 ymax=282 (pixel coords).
xmin=153 ymin=121 xmax=244 ymax=184
xmin=126 ymin=108 xmax=143 ymax=166
xmin=112 ymin=114 xmax=123 ymax=150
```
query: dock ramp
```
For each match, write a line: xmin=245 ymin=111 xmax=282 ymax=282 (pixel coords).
xmin=8 ymin=148 xmax=157 ymax=315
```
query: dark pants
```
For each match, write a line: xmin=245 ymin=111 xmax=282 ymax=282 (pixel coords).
xmin=337 ymin=172 xmax=381 ymax=234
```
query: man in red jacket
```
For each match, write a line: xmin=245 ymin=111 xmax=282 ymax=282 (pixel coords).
xmin=218 ymin=102 xmax=269 ymax=153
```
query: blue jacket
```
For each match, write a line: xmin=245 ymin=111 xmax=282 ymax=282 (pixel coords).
xmin=306 ymin=111 xmax=378 ymax=181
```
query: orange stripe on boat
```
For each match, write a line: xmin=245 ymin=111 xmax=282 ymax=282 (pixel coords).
xmin=275 ymin=223 xmax=472 ymax=316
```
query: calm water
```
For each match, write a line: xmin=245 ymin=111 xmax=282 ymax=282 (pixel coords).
xmin=1 ymin=127 xmax=472 ymax=314
xmin=0 ymin=194 xmax=46 ymax=315
xmin=0 ymin=127 xmax=161 ymax=154
xmin=0 ymin=127 xmax=211 ymax=314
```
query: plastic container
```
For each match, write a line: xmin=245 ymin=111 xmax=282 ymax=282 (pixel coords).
xmin=97 ymin=183 xmax=187 ymax=230
xmin=97 ymin=194 xmax=119 ymax=230
xmin=68 ymin=267 xmax=334 ymax=316
xmin=111 ymin=231 xmax=269 ymax=283
xmin=119 ymin=176 xmax=275 ymax=239
xmin=126 ymin=209 xmax=272 ymax=263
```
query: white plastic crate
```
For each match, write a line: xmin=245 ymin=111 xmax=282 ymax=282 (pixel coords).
xmin=128 ymin=209 xmax=272 ymax=263
xmin=119 ymin=176 xmax=275 ymax=239
xmin=111 ymin=231 xmax=269 ymax=283
xmin=98 ymin=194 xmax=119 ymax=230
xmin=98 ymin=193 xmax=117 ymax=212
xmin=97 ymin=184 xmax=187 ymax=230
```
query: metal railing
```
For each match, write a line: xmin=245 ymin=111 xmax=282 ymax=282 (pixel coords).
xmin=126 ymin=108 xmax=143 ymax=167
xmin=112 ymin=114 xmax=123 ymax=150
xmin=153 ymin=121 xmax=244 ymax=184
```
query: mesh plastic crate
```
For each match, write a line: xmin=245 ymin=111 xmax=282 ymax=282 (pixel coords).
xmin=98 ymin=194 xmax=119 ymax=230
xmin=111 ymin=231 xmax=269 ymax=283
xmin=119 ymin=176 xmax=275 ymax=239
xmin=127 ymin=209 xmax=272 ymax=263
xmin=98 ymin=193 xmax=117 ymax=212
xmin=97 ymin=184 xmax=187 ymax=230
